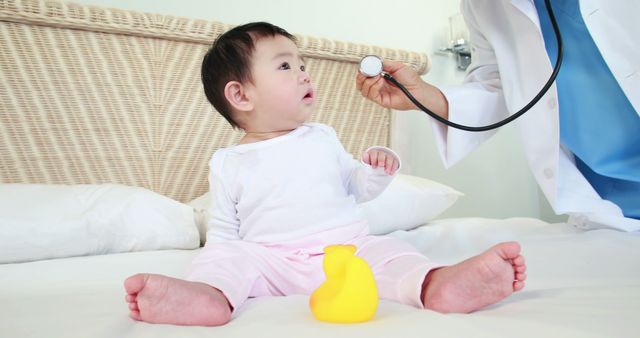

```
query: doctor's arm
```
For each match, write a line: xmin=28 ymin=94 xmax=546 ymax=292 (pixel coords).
xmin=355 ymin=1 xmax=510 ymax=168
xmin=432 ymin=0 xmax=510 ymax=167
xmin=355 ymin=59 xmax=449 ymax=120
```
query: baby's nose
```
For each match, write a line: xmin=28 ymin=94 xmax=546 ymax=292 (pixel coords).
xmin=300 ymin=71 xmax=311 ymax=83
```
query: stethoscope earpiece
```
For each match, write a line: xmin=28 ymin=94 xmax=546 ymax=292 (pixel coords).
xmin=359 ymin=55 xmax=384 ymax=78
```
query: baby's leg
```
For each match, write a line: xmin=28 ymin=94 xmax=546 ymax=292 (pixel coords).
xmin=422 ymin=242 xmax=527 ymax=313
xmin=124 ymin=273 xmax=231 ymax=326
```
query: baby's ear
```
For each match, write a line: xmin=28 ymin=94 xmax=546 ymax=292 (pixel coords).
xmin=224 ymin=81 xmax=253 ymax=112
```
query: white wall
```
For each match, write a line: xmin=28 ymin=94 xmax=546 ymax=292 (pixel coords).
xmin=74 ymin=0 xmax=563 ymax=222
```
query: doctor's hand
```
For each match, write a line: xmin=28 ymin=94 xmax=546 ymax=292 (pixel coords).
xmin=355 ymin=59 xmax=449 ymax=119
xmin=362 ymin=148 xmax=399 ymax=176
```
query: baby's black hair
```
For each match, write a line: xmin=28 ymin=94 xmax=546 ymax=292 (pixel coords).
xmin=201 ymin=22 xmax=295 ymax=128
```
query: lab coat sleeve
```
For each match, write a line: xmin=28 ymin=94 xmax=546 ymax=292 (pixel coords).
xmin=432 ymin=0 xmax=510 ymax=168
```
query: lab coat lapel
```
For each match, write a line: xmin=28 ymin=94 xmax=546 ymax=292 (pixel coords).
xmin=510 ymin=0 xmax=540 ymax=30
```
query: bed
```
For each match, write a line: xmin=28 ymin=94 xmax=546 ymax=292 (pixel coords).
xmin=1 ymin=0 xmax=639 ymax=337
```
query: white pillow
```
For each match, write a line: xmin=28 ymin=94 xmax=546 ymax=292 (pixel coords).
xmin=188 ymin=192 xmax=210 ymax=246
xmin=0 ymin=184 xmax=200 ymax=263
xmin=360 ymin=174 xmax=462 ymax=235
xmin=188 ymin=174 xmax=462 ymax=238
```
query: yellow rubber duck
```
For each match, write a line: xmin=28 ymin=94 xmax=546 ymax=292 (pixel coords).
xmin=309 ymin=244 xmax=378 ymax=323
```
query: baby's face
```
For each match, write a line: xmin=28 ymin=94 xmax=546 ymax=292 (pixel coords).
xmin=245 ymin=35 xmax=315 ymax=131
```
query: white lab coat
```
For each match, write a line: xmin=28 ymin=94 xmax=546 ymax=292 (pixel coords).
xmin=434 ymin=0 xmax=640 ymax=231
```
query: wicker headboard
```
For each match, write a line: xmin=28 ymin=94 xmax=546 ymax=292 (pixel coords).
xmin=0 ymin=0 xmax=430 ymax=202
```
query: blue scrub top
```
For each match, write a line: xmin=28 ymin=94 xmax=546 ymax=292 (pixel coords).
xmin=534 ymin=0 xmax=640 ymax=219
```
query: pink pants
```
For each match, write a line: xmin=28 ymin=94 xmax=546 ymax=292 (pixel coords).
xmin=185 ymin=222 xmax=438 ymax=310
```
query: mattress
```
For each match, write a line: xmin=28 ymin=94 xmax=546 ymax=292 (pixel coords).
xmin=2 ymin=217 xmax=638 ymax=338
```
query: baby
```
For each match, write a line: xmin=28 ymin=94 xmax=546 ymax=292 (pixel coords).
xmin=124 ymin=22 xmax=527 ymax=326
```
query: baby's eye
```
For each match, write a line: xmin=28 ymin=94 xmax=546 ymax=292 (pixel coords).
xmin=300 ymin=65 xmax=306 ymax=72
xmin=279 ymin=62 xmax=291 ymax=70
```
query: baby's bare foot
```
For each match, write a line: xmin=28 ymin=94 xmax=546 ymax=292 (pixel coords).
xmin=124 ymin=273 xmax=231 ymax=326
xmin=422 ymin=242 xmax=526 ymax=313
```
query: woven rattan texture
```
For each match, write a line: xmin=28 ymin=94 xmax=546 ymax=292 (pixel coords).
xmin=0 ymin=0 xmax=430 ymax=202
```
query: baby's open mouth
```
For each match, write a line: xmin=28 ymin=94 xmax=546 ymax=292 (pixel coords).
xmin=303 ymin=89 xmax=314 ymax=100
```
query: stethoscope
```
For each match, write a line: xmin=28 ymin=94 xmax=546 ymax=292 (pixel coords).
xmin=359 ymin=0 xmax=563 ymax=132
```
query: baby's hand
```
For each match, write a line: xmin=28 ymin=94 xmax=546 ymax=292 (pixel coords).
xmin=362 ymin=148 xmax=399 ymax=175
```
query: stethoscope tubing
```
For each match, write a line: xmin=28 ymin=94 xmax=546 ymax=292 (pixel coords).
xmin=379 ymin=0 xmax=563 ymax=132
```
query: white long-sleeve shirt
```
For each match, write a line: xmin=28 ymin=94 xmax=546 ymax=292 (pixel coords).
xmin=205 ymin=123 xmax=399 ymax=243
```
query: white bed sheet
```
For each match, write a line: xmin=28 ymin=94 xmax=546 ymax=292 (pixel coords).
xmin=1 ymin=217 xmax=639 ymax=338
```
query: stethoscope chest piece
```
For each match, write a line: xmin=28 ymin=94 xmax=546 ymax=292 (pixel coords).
xmin=359 ymin=55 xmax=384 ymax=77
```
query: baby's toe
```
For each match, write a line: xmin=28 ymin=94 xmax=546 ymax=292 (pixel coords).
xmin=512 ymin=255 xmax=525 ymax=267
xmin=129 ymin=310 xmax=142 ymax=321
xmin=513 ymin=280 xmax=525 ymax=291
